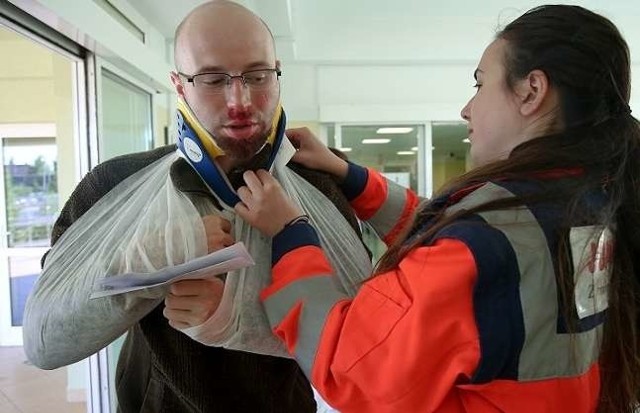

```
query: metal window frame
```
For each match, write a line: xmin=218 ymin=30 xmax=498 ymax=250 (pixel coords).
xmin=0 ymin=4 xmax=104 ymax=412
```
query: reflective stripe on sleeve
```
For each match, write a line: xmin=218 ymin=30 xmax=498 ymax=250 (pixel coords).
xmin=350 ymin=167 xmax=388 ymax=220
xmin=367 ymin=179 xmax=418 ymax=245
xmin=263 ymin=275 xmax=348 ymax=376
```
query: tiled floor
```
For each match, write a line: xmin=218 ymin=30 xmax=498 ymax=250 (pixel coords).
xmin=0 ymin=346 xmax=86 ymax=413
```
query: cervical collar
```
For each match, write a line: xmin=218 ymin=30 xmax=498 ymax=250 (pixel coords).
xmin=176 ymin=98 xmax=286 ymax=208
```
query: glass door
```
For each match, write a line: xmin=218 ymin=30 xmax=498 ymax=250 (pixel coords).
xmin=95 ymin=61 xmax=155 ymax=413
xmin=0 ymin=23 xmax=85 ymax=346
xmin=327 ymin=124 xmax=426 ymax=261
xmin=431 ymin=122 xmax=470 ymax=193
xmin=0 ymin=138 xmax=57 ymax=344
xmin=0 ymin=19 xmax=90 ymax=413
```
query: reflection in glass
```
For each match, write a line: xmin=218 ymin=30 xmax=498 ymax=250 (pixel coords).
xmin=328 ymin=125 xmax=421 ymax=262
xmin=329 ymin=125 xmax=420 ymax=192
xmin=101 ymin=69 xmax=153 ymax=160
xmin=8 ymin=256 xmax=40 ymax=326
xmin=3 ymin=139 xmax=58 ymax=248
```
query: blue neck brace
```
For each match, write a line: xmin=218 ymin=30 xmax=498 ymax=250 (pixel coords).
xmin=176 ymin=109 xmax=287 ymax=209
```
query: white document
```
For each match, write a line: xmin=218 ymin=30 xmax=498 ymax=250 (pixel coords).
xmin=90 ymin=242 xmax=254 ymax=299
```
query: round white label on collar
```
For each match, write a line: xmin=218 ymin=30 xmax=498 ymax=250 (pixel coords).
xmin=184 ymin=137 xmax=203 ymax=163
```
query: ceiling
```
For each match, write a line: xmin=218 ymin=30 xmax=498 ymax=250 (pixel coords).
xmin=126 ymin=0 xmax=292 ymax=40
xmin=122 ymin=0 xmax=640 ymax=65
xmin=126 ymin=0 xmax=208 ymax=39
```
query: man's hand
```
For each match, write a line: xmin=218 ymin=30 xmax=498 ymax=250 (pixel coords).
xmin=163 ymin=278 xmax=224 ymax=329
xmin=203 ymin=214 xmax=234 ymax=253
xmin=163 ymin=215 xmax=232 ymax=330
xmin=286 ymin=127 xmax=349 ymax=179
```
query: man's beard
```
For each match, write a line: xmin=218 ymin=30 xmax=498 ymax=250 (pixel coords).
xmin=215 ymin=125 xmax=273 ymax=161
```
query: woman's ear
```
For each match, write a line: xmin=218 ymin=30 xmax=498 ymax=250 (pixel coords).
xmin=514 ymin=69 xmax=551 ymax=116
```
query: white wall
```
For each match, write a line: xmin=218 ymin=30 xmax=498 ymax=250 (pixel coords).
xmin=11 ymin=0 xmax=174 ymax=91
xmin=317 ymin=64 xmax=474 ymax=122
xmin=290 ymin=0 xmax=640 ymax=63
xmin=281 ymin=62 xmax=640 ymax=124
xmin=280 ymin=0 xmax=640 ymax=124
xmin=279 ymin=63 xmax=317 ymax=120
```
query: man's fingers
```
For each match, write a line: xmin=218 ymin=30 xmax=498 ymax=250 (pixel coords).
xmin=207 ymin=233 xmax=234 ymax=251
xmin=163 ymin=307 xmax=191 ymax=323
xmin=168 ymin=319 xmax=191 ymax=330
xmin=202 ymin=215 xmax=232 ymax=233
xmin=222 ymin=233 xmax=234 ymax=246
xmin=218 ymin=217 xmax=232 ymax=233
xmin=165 ymin=294 xmax=205 ymax=311
xmin=164 ymin=307 xmax=204 ymax=329
xmin=163 ymin=278 xmax=225 ymax=329
xmin=170 ymin=279 xmax=223 ymax=296
xmin=169 ymin=281 xmax=198 ymax=296
xmin=163 ymin=299 xmax=215 ymax=326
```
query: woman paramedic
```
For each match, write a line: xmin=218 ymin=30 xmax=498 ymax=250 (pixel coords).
xmin=235 ymin=5 xmax=640 ymax=413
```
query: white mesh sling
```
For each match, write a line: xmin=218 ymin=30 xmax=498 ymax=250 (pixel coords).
xmin=23 ymin=103 xmax=372 ymax=363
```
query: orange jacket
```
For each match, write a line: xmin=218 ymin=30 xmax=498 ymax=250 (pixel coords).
xmin=262 ymin=163 xmax=603 ymax=412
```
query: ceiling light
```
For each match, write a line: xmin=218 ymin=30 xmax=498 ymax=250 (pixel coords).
xmin=462 ymin=138 xmax=470 ymax=143
xmin=411 ymin=146 xmax=418 ymax=151
xmin=376 ymin=127 xmax=414 ymax=134
xmin=397 ymin=151 xmax=415 ymax=155
xmin=336 ymin=147 xmax=352 ymax=152
xmin=362 ymin=138 xmax=391 ymax=144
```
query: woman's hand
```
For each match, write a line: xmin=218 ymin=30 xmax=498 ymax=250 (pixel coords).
xmin=286 ymin=127 xmax=349 ymax=179
xmin=235 ymin=170 xmax=303 ymax=237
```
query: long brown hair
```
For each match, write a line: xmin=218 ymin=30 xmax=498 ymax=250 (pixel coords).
xmin=376 ymin=6 xmax=640 ymax=412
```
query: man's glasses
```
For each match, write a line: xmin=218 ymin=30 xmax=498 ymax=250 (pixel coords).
xmin=179 ymin=68 xmax=281 ymax=94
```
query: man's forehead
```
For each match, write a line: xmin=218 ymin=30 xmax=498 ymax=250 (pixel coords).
xmin=183 ymin=38 xmax=275 ymax=73
xmin=176 ymin=14 xmax=275 ymax=71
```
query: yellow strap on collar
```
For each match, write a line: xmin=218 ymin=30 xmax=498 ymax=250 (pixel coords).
xmin=266 ymin=104 xmax=282 ymax=146
xmin=176 ymin=98 xmax=282 ymax=159
xmin=177 ymin=98 xmax=225 ymax=157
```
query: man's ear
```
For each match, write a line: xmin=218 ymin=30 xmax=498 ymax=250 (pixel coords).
xmin=170 ymin=71 xmax=186 ymax=99
xmin=515 ymin=69 xmax=550 ymax=116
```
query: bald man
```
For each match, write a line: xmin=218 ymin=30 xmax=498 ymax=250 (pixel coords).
xmin=23 ymin=1 xmax=361 ymax=412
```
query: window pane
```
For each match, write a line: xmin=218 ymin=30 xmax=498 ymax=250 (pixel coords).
xmin=101 ymin=69 xmax=153 ymax=160
xmin=328 ymin=124 xmax=421 ymax=261
xmin=4 ymin=139 xmax=58 ymax=248
xmin=432 ymin=122 xmax=469 ymax=192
